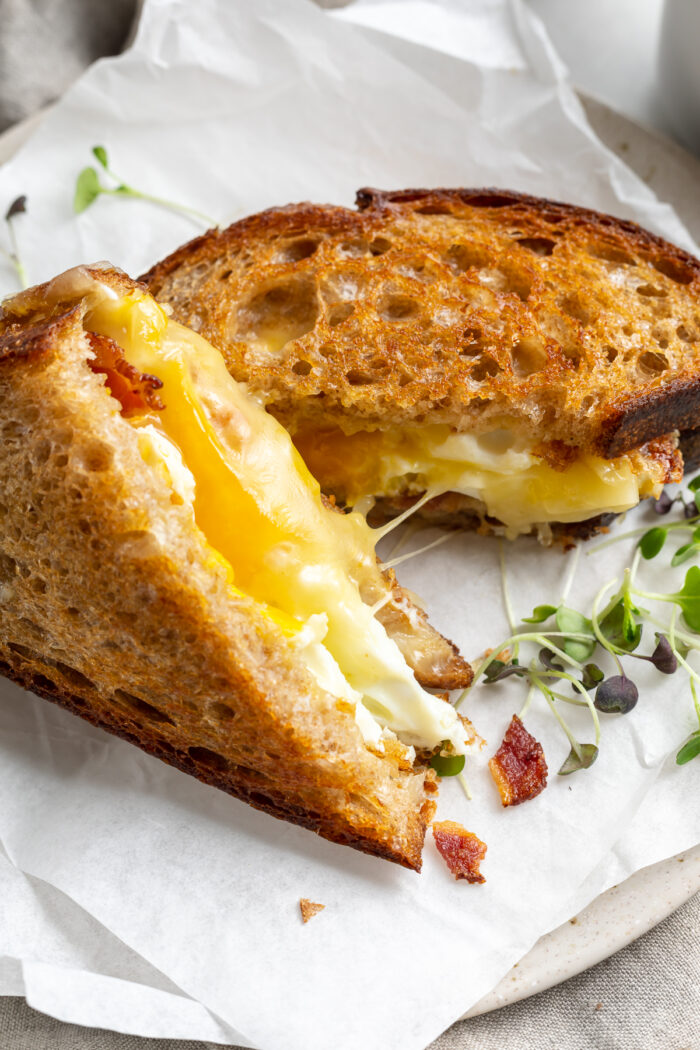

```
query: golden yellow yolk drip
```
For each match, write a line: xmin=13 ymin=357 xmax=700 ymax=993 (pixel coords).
xmin=84 ymin=288 xmax=469 ymax=755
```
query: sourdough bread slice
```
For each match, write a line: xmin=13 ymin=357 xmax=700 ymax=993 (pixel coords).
xmin=143 ymin=187 xmax=700 ymax=455
xmin=0 ymin=268 xmax=442 ymax=869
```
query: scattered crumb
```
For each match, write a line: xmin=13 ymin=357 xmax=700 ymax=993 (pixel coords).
xmin=299 ymin=898 xmax=325 ymax=923
xmin=569 ymin=917 xmax=578 ymax=925
xmin=595 ymin=1002 xmax=603 ymax=1011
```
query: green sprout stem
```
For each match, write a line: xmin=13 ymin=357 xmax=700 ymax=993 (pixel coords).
xmin=590 ymin=578 xmax=626 ymax=674
xmin=100 ymin=184 xmax=216 ymax=227
xmin=588 ymin=516 xmax=700 ymax=555
xmin=530 ymin=672 xmax=584 ymax=760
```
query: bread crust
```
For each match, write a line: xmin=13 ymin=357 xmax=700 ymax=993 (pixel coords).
xmin=0 ymin=269 xmax=439 ymax=870
xmin=143 ymin=187 xmax=700 ymax=460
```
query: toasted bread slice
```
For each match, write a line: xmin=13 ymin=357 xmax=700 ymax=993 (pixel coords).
xmin=0 ymin=266 xmax=483 ymax=869
xmin=143 ymin=187 xmax=693 ymax=538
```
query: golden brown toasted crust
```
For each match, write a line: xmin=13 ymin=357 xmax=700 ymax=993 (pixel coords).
xmin=142 ymin=187 xmax=700 ymax=458
xmin=0 ymin=269 xmax=440 ymax=869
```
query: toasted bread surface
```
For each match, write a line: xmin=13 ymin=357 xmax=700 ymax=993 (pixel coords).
xmin=0 ymin=270 xmax=439 ymax=869
xmin=143 ymin=188 xmax=700 ymax=457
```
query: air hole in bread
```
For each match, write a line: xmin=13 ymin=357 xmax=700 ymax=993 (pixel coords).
xmin=604 ymin=345 xmax=618 ymax=363
xmin=0 ymin=553 xmax=17 ymax=581
xmin=589 ymin=243 xmax=637 ymax=265
xmin=19 ymin=616 xmax=46 ymax=639
xmin=2 ymin=420 xmax=24 ymax=439
xmin=29 ymin=577 xmax=47 ymax=595
xmin=378 ymin=293 xmax=420 ymax=322
xmin=31 ymin=673 xmax=57 ymax=694
xmin=236 ymin=276 xmax=319 ymax=350
xmin=638 ymin=351 xmax=669 ymax=376
xmin=114 ymin=688 xmax=176 ymax=725
xmin=278 ymin=238 xmax=320 ymax=263
xmin=34 ymin=439 xmax=51 ymax=465
xmin=292 ymin=359 xmax=313 ymax=376
xmin=370 ymin=237 xmax=393 ymax=255
xmin=636 ymin=283 xmax=667 ymax=298
xmin=369 ymin=356 xmax=389 ymax=371
xmin=76 ymin=441 xmax=114 ymax=473
xmin=339 ymin=239 xmax=369 ymax=257
xmin=219 ymin=269 xmax=232 ymax=281
xmin=471 ymin=356 xmax=500 ymax=381
xmin=346 ymin=369 xmax=376 ymax=386
xmin=327 ymin=303 xmax=354 ymax=327
xmin=156 ymin=739 xmax=177 ymax=755
xmin=512 ymin=338 xmax=548 ymax=377
xmin=580 ymin=395 xmax=595 ymax=414
xmin=187 ymin=745 xmax=229 ymax=771
xmin=677 ymin=324 xmax=697 ymax=343
xmin=516 ymin=236 xmax=556 ymax=256
xmin=9 ymin=642 xmax=34 ymax=659
xmin=652 ymin=256 xmax=694 ymax=285
xmin=559 ymin=291 xmax=593 ymax=325
xmin=460 ymin=325 xmax=485 ymax=356
xmin=463 ymin=193 xmax=514 ymax=208
xmin=54 ymin=453 xmax=69 ymax=468
xmin=414 ymin=203 xmax=453 ymax=216
xmin=210 ymin=701 xmax=236 ymax=721
xmin=447 ymin=242 xmax=490 ymax=272
xmin=54 ymin=661 xmax=96 ymax=692
xmin=398 ymin=373 xmax=413 ymax=387
xmin=479 ymin=266 xmax=531 ymax=301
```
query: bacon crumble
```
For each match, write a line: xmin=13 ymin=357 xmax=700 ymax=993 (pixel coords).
xmin=432 ymin=820 xmax=487 ymax=883
xmin=86 ymin=330 xmax=164 ymax=415
xmin=488 ymin=714 xmax=548 ymax=807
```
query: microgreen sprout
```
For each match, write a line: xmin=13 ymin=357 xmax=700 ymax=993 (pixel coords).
xmin=74 ymin=146 xmax=217 ymax=227
xmin=467 ymin=478 xmax=700 ymax=775
xmin=1 ymin=196 xmax=29 ymax=289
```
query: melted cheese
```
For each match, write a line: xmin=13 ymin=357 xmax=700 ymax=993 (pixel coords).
xmin=294 ymin=426 xmax=663 ymax=538
xmin=82 ymin=284 xmax=470 ymax=757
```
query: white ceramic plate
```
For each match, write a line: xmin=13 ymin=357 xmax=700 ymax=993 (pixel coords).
xmin=1 ymin=98 xmax=699 ymax=1023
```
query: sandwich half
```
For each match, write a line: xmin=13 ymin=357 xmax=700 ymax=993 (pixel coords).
xmin=0 ymin=266 xmax=475 ymax=870
xmin=142 ymin=187 xmax=699 ymax=541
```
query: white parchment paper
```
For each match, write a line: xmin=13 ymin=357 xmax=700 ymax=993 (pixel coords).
xmin=0 ymin=1 xmax=698 ymax=1048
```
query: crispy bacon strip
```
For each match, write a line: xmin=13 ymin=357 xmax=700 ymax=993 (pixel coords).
xmin=488 ymin=714 xmax=548 ymax=807
xmin=86 ymin=330 xmax=164 ymax=415
xmin=432 ymin=820 xmax=487 ymax=883
xmin=299 ymin=898 xmax=325 ymax=923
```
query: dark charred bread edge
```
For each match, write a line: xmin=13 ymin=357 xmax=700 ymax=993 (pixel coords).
xmin=355 ymin=187 xmax=700 ymax=282
xmin=356 ymin=187 xmax=700 ymax=458
xmin=598 ymin=376 xmax=700 ymax=458
xmin=0 ymin=654 xmax=427 ymax=870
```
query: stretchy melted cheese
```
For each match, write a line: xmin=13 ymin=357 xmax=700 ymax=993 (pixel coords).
xmin=83 ymin=284 xmax=469 ymax=757
xmin=294 ymin=426 xmax=665 ymax=537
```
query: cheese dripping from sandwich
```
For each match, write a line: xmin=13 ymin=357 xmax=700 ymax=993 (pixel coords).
xmin=69 ymin=271 xmax=471 ymax=761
